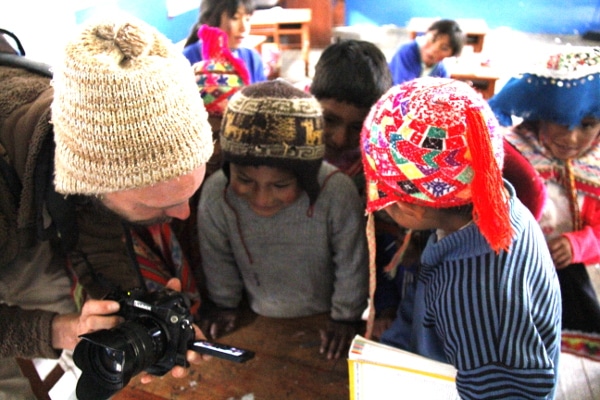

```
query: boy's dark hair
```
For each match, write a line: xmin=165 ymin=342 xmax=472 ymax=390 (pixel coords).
xmin=428 ymin=19 xmax=464 ymax=56
xmin=183 ymin=0 xmax=256 ymax=47
xmin=310 ymin=39 xmax=392 ymax=109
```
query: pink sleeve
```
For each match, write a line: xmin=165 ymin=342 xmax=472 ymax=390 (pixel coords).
xmin=564 ymin=195 xmax=600 ymax=265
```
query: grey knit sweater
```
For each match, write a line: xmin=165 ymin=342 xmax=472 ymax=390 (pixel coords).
xmin=197 ymin=162 xmax=369 ymax=321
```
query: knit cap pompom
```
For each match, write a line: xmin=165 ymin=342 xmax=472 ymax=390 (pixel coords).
xmin=88 ymin=21 xmax=161 ymax=67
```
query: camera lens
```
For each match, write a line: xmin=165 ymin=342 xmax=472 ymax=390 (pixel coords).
xmin=99 ymin=347 xmax=123 ymax=373
xmin=73 ymin=317 xmax=168 ymax=400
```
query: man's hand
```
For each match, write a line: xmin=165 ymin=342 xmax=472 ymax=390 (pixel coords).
xmin=51 ymin=299 xmax=121 ymax=351
xmin=319 ymin=319 xmax=363 ymax=360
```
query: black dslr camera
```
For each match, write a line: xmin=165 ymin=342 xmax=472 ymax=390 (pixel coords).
xmin=73 ymin=288 xmax=194 ymax=400
xmin=73 ymin=288 xmax=255 ymax=400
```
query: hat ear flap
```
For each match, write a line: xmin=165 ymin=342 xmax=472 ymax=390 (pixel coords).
xmin=464 ymin=107 xmax=512 ymax=253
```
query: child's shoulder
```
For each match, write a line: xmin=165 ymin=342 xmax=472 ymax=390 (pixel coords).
xmin=319 ymin=162 xmax=356 ymax=186
xmin=318 ymin=162 xmax=364 ymax=204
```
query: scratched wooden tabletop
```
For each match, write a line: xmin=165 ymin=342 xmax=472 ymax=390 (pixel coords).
xmin=113 ymin=311 xmax=350 ymax=400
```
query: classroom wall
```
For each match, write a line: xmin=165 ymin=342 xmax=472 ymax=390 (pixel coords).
xmin=344 ymin=0 xmax=600 ymax=35
xmin=1 ymin=0 xmax=200 ymax=65
xmin=74 ymin=0 xmax=199 ymax=44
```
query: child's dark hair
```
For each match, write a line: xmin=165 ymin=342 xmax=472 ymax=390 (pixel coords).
xmin=310 ymin=39 xmax=393 ymax=109
xmin=428 ymin=19 xmax=464 ymax=57
xmin=183 ymin=0 xmax=256 ymax=47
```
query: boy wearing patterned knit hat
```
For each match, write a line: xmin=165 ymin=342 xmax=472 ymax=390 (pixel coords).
xmin=197 ymin=79 xmax=369 ymax=359
xmin=489 ymin=47 xmax=600 ymax=335
xmin=362 ymin=77 xmax=561 ymax=398
xmin=0 ymin=15 xmax=212 ymax=397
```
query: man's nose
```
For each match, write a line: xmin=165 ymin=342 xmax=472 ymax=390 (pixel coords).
xmin=166 ymin=202 xmax=191 ymax=220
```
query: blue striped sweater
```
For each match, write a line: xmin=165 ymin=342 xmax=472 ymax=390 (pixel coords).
xmin=381 ymin=183 xmax=561 ymax=399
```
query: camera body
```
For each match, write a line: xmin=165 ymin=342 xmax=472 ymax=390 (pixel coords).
xmin=106 ymin=287 xmax=194 ymax=375
xmin=73 ymin=288 xmax=195 ymax=400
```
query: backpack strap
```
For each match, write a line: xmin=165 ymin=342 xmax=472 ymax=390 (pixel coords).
xmin=33 ymin=133 xmax=79 ymax=251
xmin=0 ymin=142 xmax=22 ymax=209
xmin=0 ymin=53 xmax=52 ymax=78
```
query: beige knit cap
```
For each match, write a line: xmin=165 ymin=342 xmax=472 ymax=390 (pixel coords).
xmin=51 ymin=15 xmax=213 ymax=195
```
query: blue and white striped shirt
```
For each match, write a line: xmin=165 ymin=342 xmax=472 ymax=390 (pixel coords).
xmin=381 ymin=183 xmax=561 ymax=399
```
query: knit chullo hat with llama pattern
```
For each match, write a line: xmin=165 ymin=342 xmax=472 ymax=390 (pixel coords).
xmin=51 ymin=15 xmax=213 ymax=195
xmin=362 ymin=77 xmax=512 ymax=252
xmin=221 ymin=79 xmax=325 ymax=204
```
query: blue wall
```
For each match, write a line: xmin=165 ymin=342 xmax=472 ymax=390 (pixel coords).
xmin=72 ymin=0 xmax=600 ymax=44
xmin=345 ymin=0 xmax=600 ymax=35
xmin=75 ymin=0 xmax=198 ymax=44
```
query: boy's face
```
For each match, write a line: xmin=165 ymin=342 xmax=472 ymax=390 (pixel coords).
xmin=319 ymin=98 xmax=370 ymax=163
xmin=539 ymin=118 xmax=600 ymax=160
xmin=220 ymin=6 xmax=251 ymax=50
xmin=230 ymin=164 xmax=302 ymax=217
xmin=383 ymin=202 xmax=438 ymax=231
xmin=420 ymin=32 xmax=453 ymax=67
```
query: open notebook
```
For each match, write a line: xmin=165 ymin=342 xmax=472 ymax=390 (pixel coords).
xmin=348 ymin=335 xmax=460 ymax=400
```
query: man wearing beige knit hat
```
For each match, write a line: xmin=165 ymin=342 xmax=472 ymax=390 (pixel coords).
xmin=0 ymin=15 xmax=212 ymax=398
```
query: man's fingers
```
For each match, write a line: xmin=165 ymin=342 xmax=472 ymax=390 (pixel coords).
xmin=165 ymin=278 xmax=182 ymax=292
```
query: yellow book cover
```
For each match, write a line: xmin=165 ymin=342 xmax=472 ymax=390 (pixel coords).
xmin=347 ymin=335 xmax=460 ymax=399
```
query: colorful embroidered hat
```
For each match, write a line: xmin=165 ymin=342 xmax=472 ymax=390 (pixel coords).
xmin=489 ymin=46 xmax=600 ymax=129
xmin=221 ymin=79 xmax=325 ymax=204
xmin=361 ymin=77 xmax=511 ymax=252
xmin=192 ymin=25 xmax=250 ymax=117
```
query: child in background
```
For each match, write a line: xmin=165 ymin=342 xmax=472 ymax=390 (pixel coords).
xmin=183 ymin=0 xmax=266 ymax=83
xmin=309 ymin=39 xmax=404 ymax=337
xmin=362 ymin=77 xmax=561 ymax=398
xmin=192 ymin=24 xmax=250 ymax=176
xmin=309 ymin=39 xmax=393 ymax=195
xmin=489 ymin=47 xmax=600 ymax=333
xmin=388 ymin=19 xmax=464 ymax=85
xmin=173 ymin=24 xmax=251 ymax=288
xmin=196 ymin=80 xmax=369 ymax=360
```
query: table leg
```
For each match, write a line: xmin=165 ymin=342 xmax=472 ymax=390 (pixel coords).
xmin=301 ymin=22 xmax=310 ymax=76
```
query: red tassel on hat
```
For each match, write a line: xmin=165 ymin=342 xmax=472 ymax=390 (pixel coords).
xmin=464 ymin=107 xmax=513 ymax=253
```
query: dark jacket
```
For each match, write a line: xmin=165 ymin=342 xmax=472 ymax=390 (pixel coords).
xmin=0 ymin=56 xmax=140 ymax=359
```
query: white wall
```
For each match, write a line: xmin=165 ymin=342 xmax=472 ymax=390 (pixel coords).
xmin=1 ymin=1 xmax=77 ymax=65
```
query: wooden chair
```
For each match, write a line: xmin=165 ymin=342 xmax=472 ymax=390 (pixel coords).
xmin=16 ymin=358 xmax=64 ymax=400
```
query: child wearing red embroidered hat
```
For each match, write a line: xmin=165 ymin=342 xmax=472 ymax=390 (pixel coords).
xmin=183 ymin=0 xmax=265 ymax=83
xmin=489 ymin=47 xmax=600 ymax=335
xmin=362 ymin=77 xmax=561 ymax=399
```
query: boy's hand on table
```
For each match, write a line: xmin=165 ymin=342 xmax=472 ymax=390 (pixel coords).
xmin=319 ymin=319 xmax=362 ymax=360
xmin=198 ymin=304 xmax=239 ymax=340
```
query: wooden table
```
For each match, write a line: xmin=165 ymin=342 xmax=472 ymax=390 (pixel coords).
xmin=113 ymin=312 xmax=349 ymax=400
xmin=250 ymin=7 xmax=312 ymax=76
xmin=450 ymin=62 xmax=500 ymax=99
xmin=407 ymin=17 xmax=489 ymax=53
